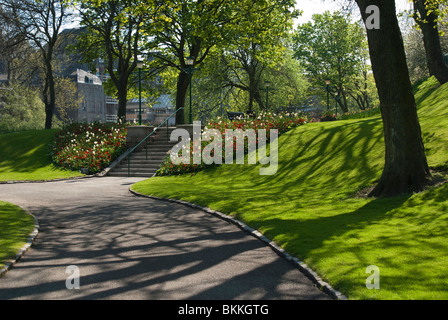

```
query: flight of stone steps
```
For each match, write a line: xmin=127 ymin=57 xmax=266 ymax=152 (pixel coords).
xmin=108 ymin=127 xmax=178 ymax=177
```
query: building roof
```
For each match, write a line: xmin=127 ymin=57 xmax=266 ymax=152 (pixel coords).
xmin=128 ymin=94 xmax=174 ymax=109
xmin=71 ymin=69 xmax=102 ymax=85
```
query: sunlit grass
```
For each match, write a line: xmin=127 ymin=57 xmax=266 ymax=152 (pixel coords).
xmin=0 ymin=130 xmax=83 ymax=182
xmin=0 ymin=201 xmax=35 ymax=269
xmin=132 ymin=77 xmax=448 ymax=299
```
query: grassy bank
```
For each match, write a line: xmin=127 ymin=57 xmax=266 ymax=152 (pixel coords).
xmin=0 ymin=201 xmax=35 ymax=269
xmin=0 ymin=129 xmax=83 ymax=182
xmin=132 ymin=77 xmax=448 ymax=299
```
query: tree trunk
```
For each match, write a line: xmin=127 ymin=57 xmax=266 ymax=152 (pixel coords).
xmin=44 ymin=60 xmax=56 ymax=129
xmin=117 ymin=88 xmax=128 ymax=123
xmin=114 ymin=72 xmax=129 ymax=122
xmin=340 ymin=89 xmax=349 ymax=113
xmin=176 ymin=70 xmax=189 ymax=125
xmin=254 ymin=89 xmax=265 ymax=111
xmin=356 ymin=0 xmax=431 ymax=197
xmin=413 ymin=0 xmax=448 ymax=84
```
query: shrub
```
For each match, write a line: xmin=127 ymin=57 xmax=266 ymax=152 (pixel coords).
xmin=50 ymin=122 xmax=127 ymax=174
xmin=320 ymin=111 xmax=337 ymax=122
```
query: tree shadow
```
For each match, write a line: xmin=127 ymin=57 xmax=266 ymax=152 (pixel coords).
xmin=0 ymin=131 xmax=55 ymax=173
xmin=0 ymin=197 xmax=329 ymax=300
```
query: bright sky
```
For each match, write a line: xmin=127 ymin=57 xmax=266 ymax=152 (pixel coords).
xmin=294 ymin=0 xmax=413 ymax=25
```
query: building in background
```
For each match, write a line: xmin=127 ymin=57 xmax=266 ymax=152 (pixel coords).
xmin=126 ymin=94 xmax=176 ymax=126
xmin=70 ymin=69 xmax=107 ymax=123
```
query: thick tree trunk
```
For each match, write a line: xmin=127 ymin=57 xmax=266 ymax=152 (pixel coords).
xmin=117 ymin=88 xmax=128 ymax=123
xmin=356 ymin=0 xmax=431 ymax=197
xmin=176 ymin=70 xmax=189 ymax=125
xmin=413 ymin=0 xmax=448 ymax=84
xmin=115 ymin=74 xmax=129 ymax=123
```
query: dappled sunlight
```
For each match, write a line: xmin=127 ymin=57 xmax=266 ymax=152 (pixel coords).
xmin=131 ymin=77 xmax=448 ymax=299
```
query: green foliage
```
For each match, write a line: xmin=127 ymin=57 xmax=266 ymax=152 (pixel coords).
xmin=54 ymin=77 xmax=84 ymax=124
xmin=143 ymin=0 xmax=300 ymax=117
xmin=183 ymin=45 xmax=310 ymax=119
xmin=74 ymin=0 xmax=171 ymax=119
xmin=412 ymin=0 xmax=448 ymax=29
xmin=0 ymin=83 xmax=46 ymax=133
xmin=292 ymin=10 xmax=376 ymax=112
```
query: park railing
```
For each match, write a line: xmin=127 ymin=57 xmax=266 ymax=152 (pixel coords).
xmin=127 ymin=108 xmax=184 ymax=177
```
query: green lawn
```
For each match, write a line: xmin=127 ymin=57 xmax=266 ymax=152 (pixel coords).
xmin=0 ymin=129 xmax=84 ymax=182
xmin=0 ymin=129 xmax=82 ymax=269
xmin=0 ymin=201 xmax=35 ymax=269
xmin=132 ymin=77 xmax=448 ymax=300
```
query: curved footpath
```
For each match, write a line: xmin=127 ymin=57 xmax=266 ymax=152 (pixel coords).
xmin=0 ymin=177 xmax=331 ymax=300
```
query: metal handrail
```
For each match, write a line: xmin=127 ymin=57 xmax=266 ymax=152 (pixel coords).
xmin=127 ymin=108 xmax=184 ymax=176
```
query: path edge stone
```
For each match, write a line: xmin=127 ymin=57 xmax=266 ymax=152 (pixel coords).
xmin=129 ymin=188 xmax=348 ymax=300
xmin=0 ymin=205 xmax=39 ymax=279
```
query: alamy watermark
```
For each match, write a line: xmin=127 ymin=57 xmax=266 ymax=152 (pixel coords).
xmin=365 ymin=5 xmax=380 ymax=30
xmin=66 ymin=265 xmax=80 ymax=290
xmin=366 ymin=265 xmax=380 ymax=290
xmin=169 ymin=121 xmax=279 ymax=176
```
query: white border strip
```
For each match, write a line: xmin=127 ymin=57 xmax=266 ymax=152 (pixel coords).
xmin=129 ymin=189 xmax=348 ymax=300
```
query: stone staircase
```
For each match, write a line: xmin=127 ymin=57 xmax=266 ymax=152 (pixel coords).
xmin=108 ymin=127 xmax=178 ymax=177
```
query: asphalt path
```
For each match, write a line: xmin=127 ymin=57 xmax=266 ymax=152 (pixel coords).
xmin=0 ymin=177 xmax=329 ymax=300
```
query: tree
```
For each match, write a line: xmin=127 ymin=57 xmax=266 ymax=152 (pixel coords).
xmin=292 ymin=10 xmax=373 ymax=113
xmin=76 ymin=0 xmax=167 ymax=122
xmin=144 ymin=0 xmax=298 ymax=124
xmin=0 ymin=82 xmax=46 ymax=132
xmin=54 ymin=77 xmax=84 ymax=124
xmin=0 ymin=0 xmax=72 ymax=129
xmin=183 ymin=43 xmax=308 ymax=119
xmin=355 ymin=0 xmax=431 ymax=197
xmin=403 ymin=24 xmax=431 ymax=82
xmin=412 ymin=0 xmax=448 ymax=84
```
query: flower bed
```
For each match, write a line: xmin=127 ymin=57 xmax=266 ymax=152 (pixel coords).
xmin=50 ymin=122 xmax=127 ymax=174
xmin=156 ymin=112 xmax=307 ymax=176
xmin=320 ymin=111 xmax=337 ymax=122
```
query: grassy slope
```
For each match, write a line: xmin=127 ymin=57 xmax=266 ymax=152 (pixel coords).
xmin=0 ymin=129 xmax=83 ymax=182
xmin=0 ymin=201 xmax=35 ymax=269
xmin=132 ymin=77 xmax=448 ymax=300
xmin=0 ymin=129 xmax=82 ymax=269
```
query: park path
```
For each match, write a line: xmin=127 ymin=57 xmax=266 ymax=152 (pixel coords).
xmin=0 ymin=177 xmax=329 ymax=300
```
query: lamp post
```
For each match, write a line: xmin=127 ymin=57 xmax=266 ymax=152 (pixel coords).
xmin=137 ymin=59 xmax=144 ymax=125
xmin=186 ymin=56 xmax=194 ymax=124
xmin=181 ymin=56 xmax=198 ymax=124
xmin=325 ymin=79 xmax=331 ymax=112
xmin=265 ymin=81 xmax=271 ymax=110
xmin=334 ymin=91 xmax=339 ymax=116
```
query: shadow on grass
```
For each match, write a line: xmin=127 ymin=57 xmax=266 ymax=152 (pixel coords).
xmin=0 ymin=130 xmax=56 ymax=173
xmin=218 ymin=118 xmax=386 ymax=199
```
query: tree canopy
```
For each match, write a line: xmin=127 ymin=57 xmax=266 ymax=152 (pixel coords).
xmin=292 ymin=10 xmax=376 ymax=113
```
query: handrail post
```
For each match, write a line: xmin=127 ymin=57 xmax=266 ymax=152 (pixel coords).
xmin=167 ymin=119 xmax=169 ymax=141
